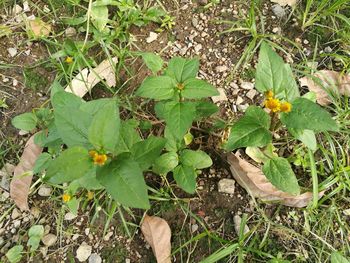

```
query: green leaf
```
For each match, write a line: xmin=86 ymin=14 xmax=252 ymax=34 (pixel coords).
xmin=51 ymin=91 xmax=83 ymax=109
xmin=12 ymin=112 xmax=37 ymax=131
xmin=114 ymin=120 xmax=141 ymax=155
xmin=27 ymin=225 xmax=44 ymax=252
xmin=289 ymin=129 xmax=317 ymax=151
xmin=180 ymin=150 xmax=212 ymax=169
xmin=262 ymin=157 xmax=300 ymax=195
xmin=136 ymin=76 xmax=175 ymax=100
xmin=91 ymin=2 xmax=108 ymax=31
xmin=281 ymin=98 xmax=338 ymax=132
xmin=131 ymin=136 xmax=166 ymax=170
xmin=33 ymin=153 xmax=52 ymax=174
xmin=46 ymin=147 xmax=93 ymax=184
xmin=6 ymin=245 xmax=23 ymax=263
xmin=166 ymin=57 xmax=199 ymax=82
xmin=173 ymin=165 xmax=197 ymax=194
xmin=225 ymin=106 xmax=272 ymax=150
xmin=164 ymin=126 xmax=183 ymax=152
xmin=75 ymin=168 xmax=103 ymax=190
xmin=141 ymin=52 xmax=164 ymax=74
xmin=182 ymin=78 xmax=219 ymax=99
xmin=67 ymin=197 xmax=79 ymax=215
xmin=282 ymin=64 xmax=300 ymax=101
xmin=88 ymin=100 xmax=120 ymax=153
xmin=194 ymin=101 xmax=219 ymax=119
xmin=153 ymin=152 xmax=179 ymax=174
xmin=163 ymin=101 xmax=197 ymax=140
xmin=331 ymin=252 xmax=350 ymax=263
xmin=80 ymin=98 xmax=113 ymax=116
xmin=97 ymin=157 xmax=150 ymax=209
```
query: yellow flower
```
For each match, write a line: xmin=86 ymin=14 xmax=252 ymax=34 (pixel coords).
xmin=265 ymin=90 xmax=274 ymax=99
xmin=65 ymin=56 xmax=73 ymax=64
xmin=264 ymin=98 xmax=281 ymax=112
xmin=62 ymin=193 xmax=71 ymax=203
xmin=87 ymin=191 xmax=94 ymax=200
xmin=280 ymin=102 xmax=292 ymax=113
xmin=89 ymin=150 xmax=98 ymax=158
xmin=93 ymin=154 xmax=107 ymax=166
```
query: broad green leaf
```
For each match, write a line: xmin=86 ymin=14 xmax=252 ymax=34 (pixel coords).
xmin=136 ymin=76 xmax=175 ymax=100
xmin=33 ymin=153 xmax=52 ymax=174
xmin=302 ymin=91 xmax=317 ymax=102
xmin=46 ymin=147 xmax=93 ymax=184
xmin=225 ymin=106 xmax=272 ymax=150
xmin=51 ymin=91 xmax=83 ymax=109
xmin=141 ymin=52 xmax=164 ymax=74
xmin=131 ymin=136 xmax=166 ymax=170
xmin=114 ymin=120 xmax=141 ymax=155
xmin=27 ymin=225 xmax=44 ymax=252
xmin=173 ymin=165 xmax=197 ymax=194
xmin=182 ymin=78 xmax=219 ymax=99
xmin=88 ymin=100 xmax=120 ymax=153
xmin=281 ymin=98 xmax=338 ymax=132
xmin=180 ymin=150 xmax=212 ymax=169
xmin=255 ymin=42 xmax=285 ymax=94
xmin=153 ymin=152 xmax=179 ymax=174
xmin=6 ymin=245 xmax=23 ymax=263
xmin=80 ymin=98 xmax=113 ymax=116
xmin=12 ymin=112 xmax=37 ymax=131
xmin=164 ymin=126 xmax=183 ymax=152
xmin=282 ymin=64 xmax=300 ymax=101
xmin=97 ymin=157 xmax=150 ymax=209
xmin=67 ymin=197 xmax=79 ymax=215
xmin=195 ymin=101 xmax=219 ymax=119
xmin=289 ymin=129 xmax=317 ymax=151
xmin=164 ymin=101 xmax=197 ymax=140
xmin=76 ymin=168 xmax=103 ymax=190
xmin=245 ymin=147 xmax=270 ymax=163
xmin=262 ymin=157 xmax=300 ymax=195
xmin=91 ymin=2 xmax=108 ymax=31
xmin=331 ymin=252 xmax=350 ymax=263
xmin=166 ymin=57 xmax=199 ymax=83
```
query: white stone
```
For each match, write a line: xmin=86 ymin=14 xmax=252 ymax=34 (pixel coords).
xmin=211 ymin=88 xmax=227 ymax=103
xmin=218 ymin=179 xmax=235 ymax=194
xmin=215 ymin=65 xmax=228 ymax=73
xmin=89 ymin=253 xmax=102 ymax=263
xmin=146 ymin=32 xmax=158 ymax=43
xmin=241 ymin=82 xmax=254 ymax=90
xmin=13 ymin=79 xmax=18 ymax=87
xmin=11 ymin=208 xmax=21 ymax=220
xmin=8 ymin=48 xmax=17 ymax=57
xmin=13 ymin=4 xmax=22 ymax=14
xmin=23 ymin=1 xmax=30 ymax=12
xmin=343 ymin=209 xmax=350 ymax=216
xmin=38 ymin=185 xmax=52 ymax=197
xmin=65 ymin=27 xmax=77 ymax=37
xmin=76 ymin=242 xmax=92 ymax=262
xmin=42 ymin=233 xmax=57 ymax=247
xmin=103 ymin=231 xmax=113 ymax=241
xmin=64 ymin=212 xmax=77 ymax=221
xmin=194 ymin=43 xmax=203 ymax=53
xmin=72 ymin=234 xmax=80 ymax=241
xmin=191 ymin=224 xmax=199 ymax=233
xmin=236 ymin=96 xmax=244 ymax=105
xmin=246 ymin=89 xmax=257 ymax=100
xmin=233 ymin=215 xmax=250 ymax=235
xmin=271 ymin=4 xmax=285 ymax=18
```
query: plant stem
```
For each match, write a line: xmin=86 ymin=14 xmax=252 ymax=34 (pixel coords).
xmin=308 ymin=148 xmax=318 ymax=208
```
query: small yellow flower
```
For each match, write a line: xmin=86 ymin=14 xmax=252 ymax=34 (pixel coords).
xmin=87 ymin=191 xmax=94 ymax=200
xmin=265 ymin=90 xmax=274 ymax=99
xmin=264 ymin=98 xmax=281 ymax=112
xmin=280 ymin=102 xmax=292 ymax=113
xmin=89 ymin=150 xmax=98 ymax=158
xmin=62 ymin=193 xmax=71 ymax=203
xmin=65 ymin=56 xmax=73 ymax=64
xmin=93 ymin=154 xmax=108 ymax=166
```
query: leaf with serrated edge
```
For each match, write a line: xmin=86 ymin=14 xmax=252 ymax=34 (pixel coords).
xmin=136 ymin=76 xmax=175 ymax=100
xmin=182 ymin=78 xmax=219 ymax=99
xmin=173 ymin=165 xmax=197 ymax=194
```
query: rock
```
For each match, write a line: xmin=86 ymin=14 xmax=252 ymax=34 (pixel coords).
xmin=238 ymin=103 xmax=249 ymax=112
xmin=13 ymin=220 xmax=21 ymax=228
xmin=103 ymin=231 xmax=113 ymax=241
xmin=7 ymin=48 xmax=17 ymax=57
xmin=246 ymin=89 xmax=257 ymax=100
xmin=42 ymin=234 xmax=57 ymax=247
xmin=343 ymin=209 xmax=350 ymax=216
xmin=125 ymin=259 xmax=131 ymax=263
xmin=0 ymin=163 xmax=14 ymax=191
xmin=64 ymin=212 xmax=77 ymax=221
xmin=194 ymin=44 xmax=203 ymax=53
xmin=89 ymin=253 xmax=102 ymax=263
xmin=12 ymin=4 xmax=22 ymax=14
xmin=271 ymin=4 xmax=286 ymax=18
xmin=324 ymin=46 xmax=332 ymax=53
xmin=192 ymin=17 xmax=199 ymax=27
xmin=65 ymin=27 xmax=77 ymax=37
xmin=146 ymin=32 xmax=158 ymax=43
xmin=72 ymin=234 xmax=80 ymax=241
xmin=241 ymin=82 xmax=254 ymax=90
xmin=211 ymin=88 xmax=228 ymax=103
xmin=23 ymin=1 xmax=30 ymax=12
xmin=272 ymin=27 xmax=280 ymax=34
xmin=30 ymin=207 xmax=41 ymax=218
xmin=215 ymin=65 xmax=228 ymax=73
xmin=38 ymin=185 xmax=52 ymax=197
xmin=236 ymin=96 xmax=244 ymax=105
xmin=40 ymin=246 xmax=48 ymax=257
xmin=85 ymin=228 xmax=90 ymax=236
xmin=76 ymin=242 xmax=92 ymax=262
xmin=233 ymin=215 xmax=250 ymax=235
xmin=218 ymin=179 xmax=235 ymax=194
xmin=191 ymin=224 xmax=199 ymax=233
xmin=11 ymin=208 xmax=21 ymax=220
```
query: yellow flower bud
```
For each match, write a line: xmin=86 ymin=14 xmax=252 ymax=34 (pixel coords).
xmin=280 ymin=102 xmax=292 ymax=113
xmin=62 ymin=193 xmax=71 ymax=203
xmin=264 ymin=98 xmax=281 ymax=112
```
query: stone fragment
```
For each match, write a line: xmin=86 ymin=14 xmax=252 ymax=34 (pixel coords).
xmin=218 ymin=179 xmax=235 ymax=194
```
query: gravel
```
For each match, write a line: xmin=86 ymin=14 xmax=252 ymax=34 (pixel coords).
xmin=218 ymin=179 xmax=235 ymax=194
xmin=38 ymin=185 xmax=52 ymax=197
xmin=42 ymin=233 xmax=57 ymax=247
xmin=88 ymin=253 xmax=102 ymax=263
xmin=76 ymin=242 xmax=92 ymax=262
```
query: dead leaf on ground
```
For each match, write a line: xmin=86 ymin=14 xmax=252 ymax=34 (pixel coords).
xmin=270 ymin=0 xmax=297 ymax=6
xmin=65 ymin=57 xmax=118 ymax=97
xmin=299 ymin=70 xmax=350 ymax=106
xmin=28 ymin=18 xmax=51 ymax=37
xmin=227 ymin=152 xmax=324 ymax=208
xmin=141 ymin=215 xmax=172 ymax=263
xmin=10 ymin=134 xmax=42 ymax=210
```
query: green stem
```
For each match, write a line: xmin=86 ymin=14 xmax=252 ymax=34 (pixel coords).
xmin=308 ymin=148 xmax=318 ymax=208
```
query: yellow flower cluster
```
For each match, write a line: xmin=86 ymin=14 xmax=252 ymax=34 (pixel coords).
xmin=264 ymin=91 xmax=292 ymax=113
xmin=62 ymin=193 xmax=71 ymax=203
xmin=89 ymin=150 xmax=108 ymax=166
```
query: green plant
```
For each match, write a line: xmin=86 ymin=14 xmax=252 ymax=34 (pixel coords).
xmin=225 ymin=42 xmax=339 ymax=199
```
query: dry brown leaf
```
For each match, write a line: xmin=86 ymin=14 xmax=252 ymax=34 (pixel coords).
xmin=227 ymin=152 xmax=324 ymax=208
xmin=270 ymin=0 xmax=297 ymax=6
xmin=65 ymin=57 xmax=118 ymax=97
xmin=10 ymin=134 xmax=42 ymax=210
xmin=299 ymin=70 xmax=350 ymax=106
xmin=28 ymin=18 xmax=51 ymax=37
xmin=141 ymin=215 xmax=172 ymax=263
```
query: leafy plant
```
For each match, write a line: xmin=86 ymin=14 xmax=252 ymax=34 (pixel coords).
xmin=27 ymin=225 xmax=44 ymax=252
xmin=6 ymin=245 xmax=23 ymax=263
xmin=225 ymin=42 xmax=339 ymax=195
